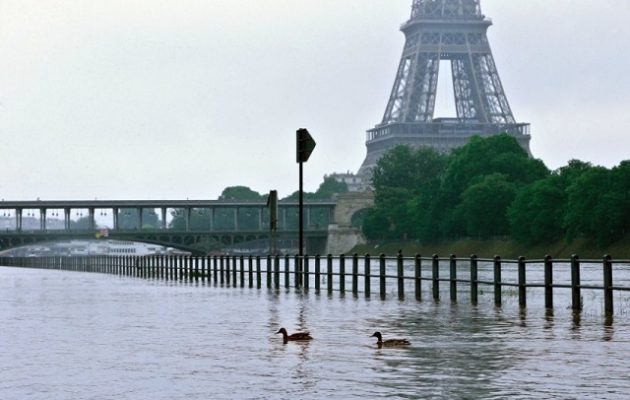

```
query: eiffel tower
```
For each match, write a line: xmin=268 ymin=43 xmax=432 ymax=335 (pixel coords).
xmin=357 ymin=0 xmax=531 ymax=179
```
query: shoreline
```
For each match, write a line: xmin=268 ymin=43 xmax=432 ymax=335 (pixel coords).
xmin=351 ymin=236 xmax=630 ymax=260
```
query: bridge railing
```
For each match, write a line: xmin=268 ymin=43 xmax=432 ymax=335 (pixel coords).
xmin=1 ymin=253 xmax=628 ymax=319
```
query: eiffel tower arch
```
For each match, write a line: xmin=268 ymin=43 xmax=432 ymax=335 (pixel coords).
xmin=357 ymin=0 xmax=531 ymax=180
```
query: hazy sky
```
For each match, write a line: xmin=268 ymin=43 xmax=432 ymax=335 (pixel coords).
xmin=1 ymin=0 xmax=629 ymax=200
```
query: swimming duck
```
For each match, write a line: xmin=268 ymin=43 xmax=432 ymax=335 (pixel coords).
xmin=371 ymin=331 xmax=410 ymax=347
xmin=276 ymin=328 xmax=313 ymax=342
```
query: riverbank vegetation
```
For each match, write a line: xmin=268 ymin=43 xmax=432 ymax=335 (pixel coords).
xmin=361 ymin=134 xmax=630 ymax=258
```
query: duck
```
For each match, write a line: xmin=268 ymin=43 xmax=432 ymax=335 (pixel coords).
xmin=276 ymin=328 xmax=313 ymax=343
xmin=371 ymin=331 xmax=410 ymax=347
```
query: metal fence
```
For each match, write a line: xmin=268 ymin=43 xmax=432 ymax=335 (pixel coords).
xmin=2 ymin=253 xmax=628 ymax=317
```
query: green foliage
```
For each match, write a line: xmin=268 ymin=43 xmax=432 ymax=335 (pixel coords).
xmin=364 ymin=146 xmax=447 ymax=241
xmin=363 ymin=135 xmax=630 ymax=246
xmin=283 ymin=176 xmax=349 ymax=201
xmin=563 ymin=163 xmax=630 ymax=246
xmin=454 ymin=173 xmax=517 ymax=239
xmin=434 ymin=134 xmax=549 ymax=238
xmin=508 ymin=176 xmax=566 ymax=245
xmin=315 ymin=176 xmax=349 ymax=199
xmin=218 ymin=186 xmax=264 ymax=201
xmin=507 ymin=160 xmax=596 ymax=245
xmin=371 ymin=145 xmax=448 ymax=192
xmin=363 ymin=133 xmax=629 ymax=247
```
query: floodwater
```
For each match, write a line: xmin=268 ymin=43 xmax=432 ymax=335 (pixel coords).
xmin=1 ymin=265 xmax=629 ymax=400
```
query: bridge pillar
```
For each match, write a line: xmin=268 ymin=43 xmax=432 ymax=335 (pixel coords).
xmin=113 ymin=207 xmax=119 ymax=230
xmin=234 ymin=207 xmax=239 ymax=231
xmin=185 ymin=208 xmax=191 ymax=232
xmin=88 ymin=208 xmax=95 ymax=231
xmin=209 ymin=208 xmax=214 ymax=231
xmin=258 ymin=207 xmax=263 ymax=231
xmin=16 ymin=208 xmax=22 ymax=231
xmin=40 ymin=208 xmax=46 ymax=231
xmin=64 ymin=208 xmax=71 ymax=231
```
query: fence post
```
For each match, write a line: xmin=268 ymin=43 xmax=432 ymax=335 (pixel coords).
xmin=238 ymin=256 xmax=244 ymax=287
xmin=220 ymin=255 xmax=225 ymax=284
xmin=518 ymin=256 xmax=526 ymax=308
xmin=304 ymin=254 xmax=310 ymax=291
xmin=365 ymin=254 xmax=371 ymax=298
xmin=432 ymin=254 xmax=439 ymax=301
xmin=544 ymin=255 xmax=553 ymax=310
xmin=327 ymin=254 xmax=333 ymax=294
xmin=190 ymin=256 xmax=195 ymax=282
xmin=294 ymin=255 xmax=300 ymax=289
xmin=206 ymin=255 xmax=211 ymax=282
xmin=274 ymin=254 xmax=281 ymax=289
xmin=232 ymin=256 xmax=237 ymax=286
xmin=493 ymin=256 xmax=502 ymax=307
xmin=256 ymin=255 xmax=261 ymax=289
xmin=266 ymin=255 xmax=272 ymax=288
xmin=213 ymin=255 xmax=218 ymax=284
xmin=603 ymin=255 xmax=613 ymax=317
xmin=379 ymin=254 xmax=386 ymax=300
xmin=571 ymin=255 xmax=582 ymax=311
xmin=470 ymin=255 xmax=478 ymax=305
xmin=284 ymin=254 xmax=290 ymax=289
xmin=449 ymin=254 xmax=457 ymax=302
xmin=248 ymin=255 xmax=253 ymax=289
xmin=195 ymin=256 xmax=200 ymax=282
xmin=230 ymin=256 xmax=236 ymax=286
xmin=339 ymin=255 xmax=346 ymax=293
xmin=352 ymin=253 xmax=359 ymax=296
xmin=414 ymin=254 xmax=422 ymax=301
xmin=315 ymin=255 xmax=321 ymax=292
xmin=397 ymin=251 xmax=404 ymax=300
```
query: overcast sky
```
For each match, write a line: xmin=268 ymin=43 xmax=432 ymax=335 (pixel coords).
xmin=1 ymin=0 xmax=629 ymax=201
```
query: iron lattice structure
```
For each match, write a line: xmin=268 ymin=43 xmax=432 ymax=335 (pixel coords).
xmin=358 ymin=0 xmax=531 ymax=178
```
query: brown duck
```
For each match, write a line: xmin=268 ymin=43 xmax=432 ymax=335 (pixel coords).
xmin=371 ymin=331 xmax=410 ymax=347
xmin=276 ymin=328 xmax=313 ymax=343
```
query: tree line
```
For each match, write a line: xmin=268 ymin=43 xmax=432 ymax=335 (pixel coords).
xmin=363 ymin=134 xmax=630 ymax=246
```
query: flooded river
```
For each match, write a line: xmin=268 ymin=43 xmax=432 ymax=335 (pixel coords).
xmin=1 ymin=266 xmax=629 ymax=399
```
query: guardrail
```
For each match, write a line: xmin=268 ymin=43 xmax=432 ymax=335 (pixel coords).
xmin=2 ymin=252 xmax=628 ymax=318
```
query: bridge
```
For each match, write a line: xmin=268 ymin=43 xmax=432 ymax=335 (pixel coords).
xmin=0 ymin=193 xmax=374 ymax=255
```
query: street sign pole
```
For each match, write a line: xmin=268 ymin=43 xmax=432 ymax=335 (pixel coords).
xmin=299 ymin=161 xmax=304 ymax=258
xmin=296 ymin=128 xmax=316 ymax=287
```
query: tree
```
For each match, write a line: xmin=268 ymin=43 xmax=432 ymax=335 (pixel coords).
xmin=433 ymin=134 xmax=549 ymax=238
xmin=507 ymin=160 xmax=597 ymax=245
xmin=564 ymin=167 xmax=610 ymax=243
xmin=363 ymin=146 xmax=447 ymax=241
xmin=508 ymin=176 xmax=566 ymax=245
xmin=218 ymin=186 xmax=264 ymax=201
xmin=453 ymin=173 xmax=517 ymax=238
xmin=563 ymin=161 xmax=630 ymax=245
xmin=371 ymin=145 xmax=448 ymax=192
xmin=283 ymin=176 xmax=349 ymax=201
xmin=314 ymin=176 xmax=348 ymax=199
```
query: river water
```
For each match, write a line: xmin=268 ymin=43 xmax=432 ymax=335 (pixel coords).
xmin=1 ymin=265 xmax=629 ymax=399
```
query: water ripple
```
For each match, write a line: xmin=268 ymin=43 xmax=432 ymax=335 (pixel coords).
xmin=1 ymin=267 xmax=629 ymax=399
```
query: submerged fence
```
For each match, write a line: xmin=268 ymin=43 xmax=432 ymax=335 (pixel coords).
xmin=1 ymin=253 xmax=629 ymax=317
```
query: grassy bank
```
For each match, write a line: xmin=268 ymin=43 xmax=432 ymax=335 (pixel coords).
xmin=351 ymin=235 xmax=630 ymax=260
